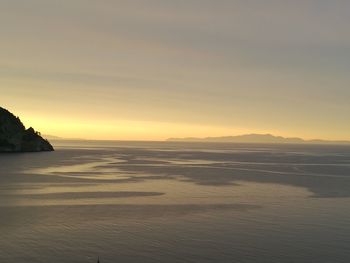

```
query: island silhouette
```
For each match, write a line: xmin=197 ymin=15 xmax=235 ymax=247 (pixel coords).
xmin=0 ymin=107 xmax=54 ymax=152
xmin=167 ymin=134 xmax=350 ymax=145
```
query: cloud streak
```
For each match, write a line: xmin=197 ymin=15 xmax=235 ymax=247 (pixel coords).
xmin=0 ymin=0 xmax=349 ymax=140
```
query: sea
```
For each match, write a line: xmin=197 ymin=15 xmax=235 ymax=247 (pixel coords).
xmin=1 ymin=140 xmax=350 ymax=263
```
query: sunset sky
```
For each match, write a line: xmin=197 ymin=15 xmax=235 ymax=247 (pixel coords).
xmin=1 ymin=0 xmax=349 ymax=140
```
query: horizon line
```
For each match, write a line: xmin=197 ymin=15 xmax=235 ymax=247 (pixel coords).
xmin=45 ymin=133 xmax=350 ymax=144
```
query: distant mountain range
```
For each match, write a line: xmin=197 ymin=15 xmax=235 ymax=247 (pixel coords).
xmin=167 ymin=134 xmax=350 ymax=145
xmin=43 ymin=134 xmax=63 ymax=140
xmin=43 ymin=135 xmax=85 ymax=141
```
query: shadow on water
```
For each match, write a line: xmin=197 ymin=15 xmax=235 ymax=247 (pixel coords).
xmin=0 ymin=204 xmax=261 ymax=228
xmin=1 ymin=142 xmax=350 ymax=198
xmin=2 ymin=142 xmax=350 ymax=263
xmin=72 ymin=143 xmax=350 ymax=198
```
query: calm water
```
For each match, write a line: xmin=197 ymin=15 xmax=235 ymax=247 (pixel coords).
xmin=1 ymin=141 xmax=350 ymax=263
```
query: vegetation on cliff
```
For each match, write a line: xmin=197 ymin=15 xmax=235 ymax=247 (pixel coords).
xmin=0 ymin=107 xmax=54 ymax=152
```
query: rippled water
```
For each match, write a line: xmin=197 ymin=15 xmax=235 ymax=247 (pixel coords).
xmin=1 ymin=141 xmax=350 ymax=262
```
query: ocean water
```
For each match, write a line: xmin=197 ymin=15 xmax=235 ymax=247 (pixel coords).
xmin=1 ymin=141 xmax=350 ymax=263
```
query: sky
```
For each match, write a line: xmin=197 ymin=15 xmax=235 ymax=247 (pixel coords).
xmin=1 ymin=0 xmax=350 ymax=140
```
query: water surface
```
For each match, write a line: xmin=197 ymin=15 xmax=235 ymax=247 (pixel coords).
xmin=1 ymin=141 xmax=350 ymax=262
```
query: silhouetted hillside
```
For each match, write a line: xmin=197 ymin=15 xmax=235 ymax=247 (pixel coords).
xmin=0 ymin=107 xmax=54 ymax=152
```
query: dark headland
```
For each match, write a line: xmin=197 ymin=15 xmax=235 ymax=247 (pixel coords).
xmin=0 ymin=107 xmax=54 ymax=152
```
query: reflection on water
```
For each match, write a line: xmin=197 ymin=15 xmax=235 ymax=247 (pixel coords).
xmin=1 ymin=141 xmax=350 ymax=262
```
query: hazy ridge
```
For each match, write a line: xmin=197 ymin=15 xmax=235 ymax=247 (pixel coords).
xmin=167 ymin=134 xmax=350 ymax=145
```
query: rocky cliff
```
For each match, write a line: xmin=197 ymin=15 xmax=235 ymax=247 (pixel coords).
xmin=0 ymin=107 xmax=54 ymax=152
